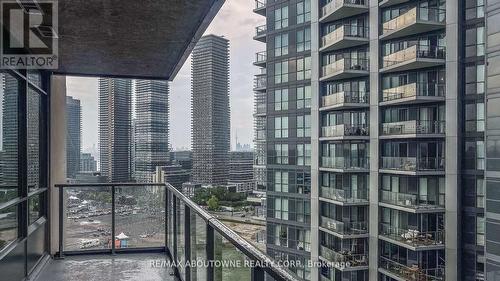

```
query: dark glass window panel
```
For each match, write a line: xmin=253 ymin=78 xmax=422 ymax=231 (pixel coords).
xmin=0 ymin=205 xmax=18 ymax=251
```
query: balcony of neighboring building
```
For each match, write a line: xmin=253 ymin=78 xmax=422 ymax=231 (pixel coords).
xmin=379 ymin=189 xmax=445 ymax=213
xmin=380 ymin=44 xmax=446 ymax=73
xmin=380 ymin=6 xmax=446 ymax=40
xmin=253 ymin=0 xmax=267 ymax=16
xmin=320 ymin=58 xmax=369 ymax=81
xmin=378 ymin=0 xmax=410 ymax=8
xmin=320 ymin=186 xmax=369 ymax=206
xmin=381 ymin=120 xmax=445 ymax=139
xmin=253 ymin=74 xmax=267 ymax=91
xmin=379 ymin=224 xmax=445 ymax=251
xmin=319 ymin=245 xmax=368 ymax=271
xmin=320 ymin=25 xmax=369 ymax=53
xmin=321 ymin=156 xmax=369 ymax=172
xmin=380 ymin=82 xmax=445 ymax=106
xmin=320 ymin=91 xmax=369 ymax=111
xmin=254 ymin=25 xmax=267 ymax=43
xmin=321 ymin=124 xmax=369 ymax=141
xmin=254 ymin=51 xmax=267 ymax=67
xmin=319 ymin=216 xmax=369 ymax=239
xmin=320 ymin=0 xmax=369 ymax=23
xmin=379 ymin=256 xmax=444 ymax=281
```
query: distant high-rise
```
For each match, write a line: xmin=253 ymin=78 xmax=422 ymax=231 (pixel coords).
xmin=229 ymin=151 xmax=254 ymax=193
xmin=98 ymin=78 xmax=132 ymax=182
xmin=134 ymin=80 xmax=170 ymax=183
xmin=0 ymin=73 xmax=18 ymax=187
xmin=80 ymin=152 xmax=97 ymax=172
xmin=191 ymin=35 xmax=230 ymax=186
xmin=66 ymin=96 xmax=81 ymax=178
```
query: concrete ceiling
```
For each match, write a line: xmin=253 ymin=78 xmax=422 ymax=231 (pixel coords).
xmin=54 ymin=0 xmax=224 ymax=80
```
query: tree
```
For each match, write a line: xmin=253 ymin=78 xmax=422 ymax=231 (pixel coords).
xmin=207 ymin=195 xmax=219 ymax=211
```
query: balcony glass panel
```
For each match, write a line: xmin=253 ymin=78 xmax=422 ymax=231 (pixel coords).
xmin=381 ymin=120 xmax=445 ymax=136
xmin=0 ymin=205 xmax=17 ymax=251
xmin=322 ymin=91 xmax=369 ymax=107
xmin=255 ymin=51 xmax=267 ymax=64
xmin=321 ymin=58 xmax=369 ymax=77
xmin=321 ymin=0 xmax=367 ymax=18
xmin=64 ymin=186 xmax=112 ymax=251
xmin=191 ymin=213 xmax=207 ymax=280
xmin=321 ymin=156 xmax=369 ymax=170
xmin=320 ymin=186 xmax=368 ymax=203
xmin=322 ymin=124 xmax=369 ymax=138
xmin=176 ymin=199 xmax=186 ymax=277
xmin=380 ymin=224 xmax=444 ymax=247
xmin=382 ymin=45 xmax=446 ymax=68
xmin=382 ymin=7 xmax=445 ymax=34
xmin=255 ymin=0 xmax=266 ymax=9
xmin=255 ymin=25 xmax=267 ymax=36
xmin=379 ymin=256 xmax=444 ymax=281
xmin=380 ymin=190 xmax=443 ymax=209
xmin=214 ymin=232 xmax=252 ymax=281
xmin=321 ymin=25 xmax=368 ymax=47
xmin=320 ymin=216 xmax=368 ymax=235
xmin=382 ymin=82 xmax=445 ymax=102
xmin=254 ymin=75 xmax=267 ymax=89
xmin=320 ymin=245 xmax=368 ymax=269
xmin=380 ymin=157 xmax=444 ymax=171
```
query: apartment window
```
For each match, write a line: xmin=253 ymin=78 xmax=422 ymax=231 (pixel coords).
xmin=465 ymin=63 xmax=485 ymax=95
xmin=274 ymin=33 xmax=289 ymax=57
xmin=477 ymin=178 xmax=485 ymax=208
xmin=466 ymin=26 xmax=485 ymax=57
xmin=274 ymin=171 xmax=289 ymax=193
xmin=296 ymin=56 xmax=311 ymax=81
xmin=275 ymin=144 xmax=289 ymax=164
xmin=297 ymin=144 xmax=311 ymax=166
xmin=477 ymin=216 xmax=485 ymax=246
xmin=296 ymin=171 xmax=311 ymax=194
xmin=296 ymin=86 xmax=311 ymax=109
xmin=466 ymin=0 xmax=484 ymax=20
xmin=296 ymin=0 xmax=311 ymax=24
xmin=274 ymin=89 xmax=289 ymax=111
xmin=297 ymin=115 xmax=311 ymax=137
xmin=274 ymin=198 xmax=289 ymax=220
xmin=275 ymin=60 xmax=289 ymax=84
xmin=465 ymin=101 xmax=485 ymax=132
xmin=275 ymin=116 xmax=289 ymax=138
xmin=296 ymin=27 xmax=311 ymax=52
xmin=274 ymin=6 xmax=289 ymax=30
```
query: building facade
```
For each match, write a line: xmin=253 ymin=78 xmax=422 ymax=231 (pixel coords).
xmin=191 ymin=35 xmax=230 ymax=186
xmin=66 ymin=96 xmax=81 ymax=178
xmin=80 ymin=152 xmax=97 ymax=172
xmin=134 ymin=80 xmax=170 ymax=183
xmin=229 ymin=151 xmax=255 ymax=193
xmin=98 ymin=78 xmax=132 ymax=182
xmin=253 ymin=1 xmax=313 ymax=278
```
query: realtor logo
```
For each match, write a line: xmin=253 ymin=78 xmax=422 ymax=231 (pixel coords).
xmin=1 ymin=0 xmax=58 ymax=69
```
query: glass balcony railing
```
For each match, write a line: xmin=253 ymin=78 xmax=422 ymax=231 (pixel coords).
xmin=254 ymin=75 xmax=267 ymax=90
xmin=321 ymin=0 xmax=367 ymax=18
xmin=380 ymin=156 xmax=445 ymax=171
xmin=255 ymin=51 xmax=267 ymax=65
xmin=382 ymin=45 xmax=446 ymax=69
xmin=379 ymin=256 xmax=444 ymax=281
xmin=321 ymin=124 xmax=369 ymax=138
xmin=255 ymin=0 xmax=266 ymax=9
xmin=382 ymin=82 xmax=445 ymax=103
xmin=380 ymin=190 xmax=444 ymax=209
xmin=321 ymin=156 xmax=369 ymax=170
xmin=321 ymin=25 xmax=369 ymax=48
xmin=322 ymin=91 xmax=369 ymax=108
xmin=381 ymin=120 xmax=445 ymax=136
xmin=321 ymin=58 xmax=369 ymax=78
xmin=380 ymin=224 xmax=445 ymax=248
xmin=382 ymin=7 xmax=446 ymax=35
xmin=320 ymin=186 xmax=368 ymax=203
xmin=319 ymin=245 xmax=368 ymax=269
xmin=255 ymin=25 xmax=267 ymax=37
xmin=55 ymin=183 xmax=299 ymax=281
xmin=255 ymin=104 xmax=266 ymax=115
xmin=320 ymin=216 xmax=368 ymax=235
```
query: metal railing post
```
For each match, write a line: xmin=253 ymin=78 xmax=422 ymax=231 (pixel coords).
xmin=206 ymin=224 xmax=214 ymax=281
xmin=111 ymin=185 xmax=116 ymax=255
xmin=251 ymin=266 xmax=265 ymax=281
xmin=165 ymin=187 xmax=169 ymax=255
xmin=185 ymin=206 xmax=191 ymax=281
xmin=57 ymin=186 xmax=64 ymax=259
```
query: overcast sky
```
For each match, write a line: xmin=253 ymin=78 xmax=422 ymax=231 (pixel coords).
xmin=66 ymin=0 xmax=263 ymax=153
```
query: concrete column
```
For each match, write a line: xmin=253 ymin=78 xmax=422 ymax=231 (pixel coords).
xmin=445 ymin=0 xmax=460 ymax=279
xmin=49 ymin=75 xmax=67 ymax=255
xmin=368 ymin=1 xmax=380 ymax=280
xmin=310 ymin=0 xmax=320 ymax=280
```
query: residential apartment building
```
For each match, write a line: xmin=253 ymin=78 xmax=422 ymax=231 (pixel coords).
xmin=66 ymin=96 xmax=81 ymax=178
xmin=253 ymin=1 xmax=313 ymax=278
xmin=98 ymin=78 xmax=132 ymax=182
xmin=134 ymin=79 xmax=170 ymax=183
xmin=80 ymin=152 xmax=97 ymax=172
xmin=256 ymin=0 xmax=500 ymax=280
xmin=191 ymin=35 xmax=230 ymax=186
xmin=229 ymin=151 xmax=255 ymax=193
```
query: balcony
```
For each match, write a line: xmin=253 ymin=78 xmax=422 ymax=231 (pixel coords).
xmin=320 ymin=91 xmax=369 ymax=111
xmin=320 ymin=58 xmax=369 ymax=81
xmin=321 ymin=124 xmax=369 ymax=140
xmin=320 ymin=0 xmax=368 ymax=23
xmin=320 ymin=186 xmax=368 ymax=206
xmin=379 ymin=257 xmax=444 ymax=281
xmin=321 ymin=156 xmax=369 ymax=172
xmin=254 ymin=51 xmax=267 ymax=67
xmin=381 ymin=45 xmax=446 ymax=73
xmin=255 ymin=103 xmax=266 ymax=116
xmin=379 ymin=190 xmax=444 ymax=213
xmin=254 ymin=0 xmax=266 ymax=16
xmin=379 ymin=0 xmax=410 ymax=8
xmin=381 ymin=120 xmax=445 ymax=139
xmin=254 ymin=25 xmax=267 ymax=42
xmin=380 ymin=7 xmax=446 ymax=40
xmin=320 ymin=25 xmax=369 ymax=53
xmin=253 ymin=74 xmax=267 ymax=91
xmin=319 ymin=245 xmax=368 ymax=271
xmin=379 ymin=224 xmax=444 ymax=251
xmin=320 ymin=216 xmax=369 ymax=238
xmin=47 ymin=183 xmax=298 ymax=281
xmin=380 ymin=157 xmax=445 ymax=175
xmin=380 ymin=82 xmax=445 ymax=106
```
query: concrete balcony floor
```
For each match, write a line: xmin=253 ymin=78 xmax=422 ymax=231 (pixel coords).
xmin=36 ymin=253 xmax=176 ymax=281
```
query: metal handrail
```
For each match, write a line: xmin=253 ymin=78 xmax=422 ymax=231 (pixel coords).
xmin=55 ymin=183 xmax=300 ymax=281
